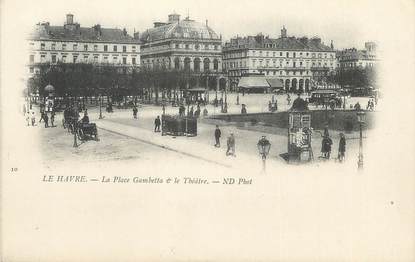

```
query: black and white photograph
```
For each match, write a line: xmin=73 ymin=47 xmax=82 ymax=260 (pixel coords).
xmin=1 ymin=0 xmax=414 ymax=261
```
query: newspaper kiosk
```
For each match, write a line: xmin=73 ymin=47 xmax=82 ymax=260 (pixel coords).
xmin=161 ymin=115 xmax=197 ymax=137
xmin=287 ymin=110 xmax=313 ymax=163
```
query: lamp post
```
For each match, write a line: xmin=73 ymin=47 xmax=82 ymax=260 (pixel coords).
xmin=257 ymin=136 xmax=271 ymax=173
xmin=73 ymin=120 xmax=78 ymax=148
xmin=99 ymin=94 xmax=103 ymax=119
xmin=357 ymin=110 xmax=366 ymax=170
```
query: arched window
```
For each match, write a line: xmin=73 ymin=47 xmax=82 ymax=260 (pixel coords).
xmin=184 ymin=57 xmax=191 ymax=71
xmin=194 ymin=58 xmax=201 ymax=72
xmin=285 ymin=79 xmax=290 ymax=91
xmin=299 ymin=79 xmax=304 ymax=92
xmin=203 ymin=58 xmax=210 ymax=71
xmin=292 ymin=78 xmax=297 ymax=90
xmin=213 ymin=59 xmax=219 ymax=71
xmin=174 ymin=57 xmax=180 ymax=69
xmin=305 ymin=79 xmax=310 ymax=92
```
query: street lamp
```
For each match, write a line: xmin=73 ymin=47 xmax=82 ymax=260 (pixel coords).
xmin=257 ymin=136 xmax=271 ymax=172
xmin=357 ymin=110 xmax=366 ymax=170
xmin=73 ymin=120 xmax=78 ymax=148
xmin=99 ymin=94 xmax=103 ymax=119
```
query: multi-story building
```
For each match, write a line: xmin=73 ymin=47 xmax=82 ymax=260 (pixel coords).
xmin=336 ymin=42 xmax=377 ymax=69
xmin=223 ymin=27 xmax=337 ymax=92
xmin=28 ymin=14 xmax=141 ymax=75
xmin=140 ymin=13 xmax=222 ymax=75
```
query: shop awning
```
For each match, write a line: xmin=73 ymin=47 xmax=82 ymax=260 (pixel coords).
xmin=187 ymin=88 xmax=208 ymax=93
xmin=266 ymin=78 xmax=284 ymax=89
xmin=238 ymin=76 xmax=270 ymax=89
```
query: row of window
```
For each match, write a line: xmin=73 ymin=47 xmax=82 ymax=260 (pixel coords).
xmin=224 ymin=50 xmax=335 ymax=59
xmin=173 ymin=43 xmax=220 ymax=51
xmin=30 ymin=54 xmax=137 ymax=65
xmin=225 ymin=59 xmax=334 ymax=69
xmin=36 ymin=42 xmax=139 ymax=53
xmin=227 ymin=70 xmax=312 ymax=77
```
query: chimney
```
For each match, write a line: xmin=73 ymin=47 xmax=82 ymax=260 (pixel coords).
xmin=93 ymin=24 xmax=102 ymax=36
xmin=299 ymin=37 xmax=308 ymax=45
xmin=311 ymin=37 xmax=321 ymax=45
xmin=281 ymin=26 xmax=287 ymax=38
xmin=66 ymin=14 xmax=74 ymax=25
xmin=134 ymin=31 xmax=140 ymax=39
xmin=168 ymin=13 xmax=180 ymax=23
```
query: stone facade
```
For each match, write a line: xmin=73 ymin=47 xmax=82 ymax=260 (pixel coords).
xmin=223 ymin=27 xmax=337 ymax=92
xmin=28 ymin=14 xmax=141 ymax=75
xmin=140 ymin=14 xmax=222 ymax=74
xmin=336 ymin=42 xmax=377 ymax=69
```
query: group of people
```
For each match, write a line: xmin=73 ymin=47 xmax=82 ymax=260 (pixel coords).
xmin=177 ymin=104 xmax=208 ymax=118
xmin=26 ymin=105 xmax=55 ymax=128
xmin=366 ymin=99 xmax=376 ymax=111
xmin=214 ymin=125 xmax=236 ymax=157
xmin=320 ymin=128 xmax=346 ymax=162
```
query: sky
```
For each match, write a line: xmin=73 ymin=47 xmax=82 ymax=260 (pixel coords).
xmin=2 ymin=0 xmax=400 ymax=50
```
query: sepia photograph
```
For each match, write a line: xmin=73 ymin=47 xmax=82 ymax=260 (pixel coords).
xmin=1 ymin=0 xmax=414 ymax=261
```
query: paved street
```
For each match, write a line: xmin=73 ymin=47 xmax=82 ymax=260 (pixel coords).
xmin=28 ymin=98 xmax=373 ymax=175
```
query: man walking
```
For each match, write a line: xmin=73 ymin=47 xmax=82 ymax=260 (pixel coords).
xmin=133 ymin=106 xmax=138 ymax=119
xmin=30 ymin=111 xmax=36 ymax=126
xmin=214 ymin=125 xmax=221 ymax=147
xmin=39 ymin=111 xmax=45 ymax=123
xmin=44 ymin=112 xmax=49 ymax=128
xmin=50 ymin=111 xmax=55 ymax=127
xmin=226 ymin=133 xmax=236 ymax=156
xmin=338 ymin=133 xmax=346 ymax=162
xmin=321 ymin=135 xmax=333 ymax=159
xmin=154 ymin=116 xmax=161 ymax=132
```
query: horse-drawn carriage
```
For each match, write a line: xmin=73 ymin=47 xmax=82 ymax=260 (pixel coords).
xmin=76 ymin=122 xmax=99 ymax=141
xmin=62 ymin=109 xmax=99 ymax=141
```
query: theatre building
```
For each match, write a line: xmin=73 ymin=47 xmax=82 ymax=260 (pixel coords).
xmin=140 ymin=13 xmax=222 ymax=74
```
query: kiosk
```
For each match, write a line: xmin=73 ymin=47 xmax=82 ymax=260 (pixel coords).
xmin=287 ymin=110 xmax=313 ymax=163
xmin=161 ymin=115 xmax=197 ymax=137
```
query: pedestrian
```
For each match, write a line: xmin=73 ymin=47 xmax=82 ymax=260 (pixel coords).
xmin=354 ymin=102 xmax=361 ymax=111
xmin=25 ymin=111 xmax=30 ymax=126
xmin=44 ymin=112 xmax=49 ymax=128
xmin=338 ymin=133 xmax=346 ymax=162
xmin=287 ymin=94 xmax=291 ymax=105
xmin=189 ymin=106 xmax=194 ymax=117
xmin=214 ymin=125 xmax=221 ymax=147
xmin=162 ymin=104 xmax=166 ymax=115
xmin=366 ymin=100 xmax=371 ymax=110
xmin=324 ymin=125 xmax=329 ymax=137
xmin=133 ymin=106 xmax=138 ymax=119
xmin=39 ymin=111 xmax=45 ymax=123
xmin=226 ymin=133 xmax=236 ymax=156
xmin=241 ymin=104 xmax=247 ymax=114
xmin=203 ymin=108 xmax=208 ymax=117
xmin=31 ymin=111 xmax=36 ymax=126
xmin=194 ymin=107 xmax=201 ymax=118
xmin=321 ymin=135 xmax=333 ymax=159
xmin=268 ymin=101 xmax=272 ymax=112
xmin=154 ymin=116 xmax=161 ymax=132
xmin=50 ymin=111 xmax=55 ymax=127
